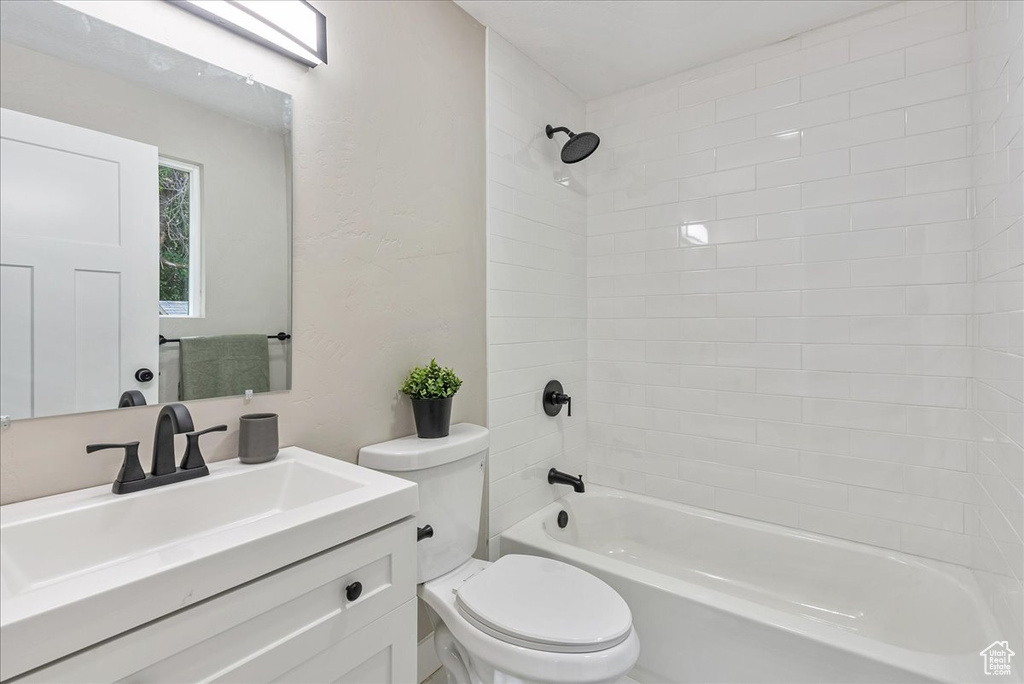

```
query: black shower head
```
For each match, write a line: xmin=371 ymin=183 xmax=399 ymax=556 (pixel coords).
xmin=546 ymin=124 xmax=601 ymax=164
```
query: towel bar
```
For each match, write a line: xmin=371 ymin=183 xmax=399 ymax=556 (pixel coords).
xmin=159 ymin=332 xmax=291 ymax=345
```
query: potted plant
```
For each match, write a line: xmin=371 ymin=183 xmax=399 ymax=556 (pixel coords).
xmin=400 ymin=359 xmax=463 ymax=438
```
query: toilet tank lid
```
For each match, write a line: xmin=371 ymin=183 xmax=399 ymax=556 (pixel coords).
xmin=358 ymin=423 xmax=489 ymax=471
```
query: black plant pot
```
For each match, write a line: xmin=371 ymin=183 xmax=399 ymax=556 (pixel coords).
xmin=411 ymin=397 xmax=453 ymax=439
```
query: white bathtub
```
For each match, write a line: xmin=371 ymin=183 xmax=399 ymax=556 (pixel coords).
xmin=500 ymin=486 xmax=1006 ymax=684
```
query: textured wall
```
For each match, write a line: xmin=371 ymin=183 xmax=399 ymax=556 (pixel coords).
xmin=968 ymin=0 xmax=1023 ymax=653
xmin=485 ymin=31 xmax=588 ymax=548
xmin=0 ymin=0 xmax=486 ymax=505
xmin=584 ymin=1 xmax=984 ymax=565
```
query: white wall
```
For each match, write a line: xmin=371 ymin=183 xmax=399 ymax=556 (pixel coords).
xmin=0 ymin=41 xmax=291 ymax=401
xmin=584 ymin=1 xmax=984 ymax=566
xmin=0 ymin=0 xmax=486 ymax=505
xmin=968 ymin=0 xmax=1023 ymax=652
xmin=485 ymin=31 xmax=587 ymax=550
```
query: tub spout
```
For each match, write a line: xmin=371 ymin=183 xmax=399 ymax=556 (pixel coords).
xmin=548 ymin=468 xmax=585 ymax=493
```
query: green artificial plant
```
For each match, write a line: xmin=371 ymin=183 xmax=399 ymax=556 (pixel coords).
xmin=400 ymin=359 xmax=463 ymax=400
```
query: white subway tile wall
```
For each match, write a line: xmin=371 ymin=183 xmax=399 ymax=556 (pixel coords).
xmin=486 ymin=32 xmax=587 ymax=547
xmin=485 ymin=1 xmax=1022 ymax=640
xmin=582 ymin=0 xmax=1022 ymax=587
xmin=968 ymin=0 xmax=1023 ymax=651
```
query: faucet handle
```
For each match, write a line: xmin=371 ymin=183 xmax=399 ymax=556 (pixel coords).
xmin=181 ymin=425 xmax=227 ymax=470
xmin=553 ymin=392 xmax=572 ymax=417
xmin=87 ymin=441 xmax=145 ymax=486
xmin=543 ymin=380 xmax=572 ymax=417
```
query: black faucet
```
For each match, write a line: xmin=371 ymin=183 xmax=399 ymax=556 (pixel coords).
xmin=152 ymin=403 xmax=195 ymax=476
xmin=548 ymin=468 xmax=585 ymax=493
xmin=87 ymin=403 xmax=226 ymax=494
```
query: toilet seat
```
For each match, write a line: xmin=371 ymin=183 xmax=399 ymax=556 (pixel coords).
xmin=420 ymin=558 xmax=640 ymax=684
xmin=454 ymin=554 xmax=632 ymax=653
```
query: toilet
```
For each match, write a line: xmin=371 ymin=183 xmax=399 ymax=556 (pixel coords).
xmin=358 ymin=424 xmax=640 ymax=684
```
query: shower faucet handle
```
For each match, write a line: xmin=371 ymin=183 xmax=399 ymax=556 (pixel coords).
xmin=555 ymin=393 xmax=572 ymax=417
xmin=543 ymin=380 xmax=572 ymax=417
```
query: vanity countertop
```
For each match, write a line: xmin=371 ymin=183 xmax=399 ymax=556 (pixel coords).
xmin=0 ymin=447 xmax=418 ymax=680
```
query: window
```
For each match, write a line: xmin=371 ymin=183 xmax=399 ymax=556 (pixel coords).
xmin=158 ymin=158 xmax=202 ymax=317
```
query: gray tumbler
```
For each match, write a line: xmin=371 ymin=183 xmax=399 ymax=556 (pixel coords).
xmin=238 ymin=413 xmax=279 ymax=464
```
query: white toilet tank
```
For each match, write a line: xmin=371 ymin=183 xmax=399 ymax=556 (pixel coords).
xmin=358 ymin=424 xmax=489 ymax=582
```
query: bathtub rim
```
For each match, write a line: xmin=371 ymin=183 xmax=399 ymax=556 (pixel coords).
xmin=499 ymin=485 xmax=1001 ymax=684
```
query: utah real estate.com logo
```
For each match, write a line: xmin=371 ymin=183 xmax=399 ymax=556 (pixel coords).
xmin=980 ymin=641 xmax=1015 ymax=677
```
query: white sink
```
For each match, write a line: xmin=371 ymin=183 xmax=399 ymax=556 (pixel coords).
xmin=0 ymin=447 xmax=418 ymax=680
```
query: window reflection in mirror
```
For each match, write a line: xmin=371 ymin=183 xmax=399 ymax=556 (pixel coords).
xmin=159 ymin=159 xmax=202 ymax=318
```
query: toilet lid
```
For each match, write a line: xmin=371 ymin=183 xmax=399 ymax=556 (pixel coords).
xmin=454 ymin=554 xmax=632 ymax=653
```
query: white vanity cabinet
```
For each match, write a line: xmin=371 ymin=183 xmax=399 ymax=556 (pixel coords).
xmin=11 ymin=519 xmax=417 ymax=683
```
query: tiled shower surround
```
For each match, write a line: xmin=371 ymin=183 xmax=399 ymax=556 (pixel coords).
xmin=582 ymin=0 xmax=1021 ymax=642
xmin=486 ymin=0 xmax=1021 ymax=643
xmin=969 ymin=0 xmax=1023 ymax=649
xmin=486 ymin=32 xmax=588 ymax=545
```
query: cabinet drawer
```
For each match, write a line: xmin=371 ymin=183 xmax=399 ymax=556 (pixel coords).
xmin=16 ymin=519 xmax=416 ymax=683
xmin=239 ymin=599 xmax=415 ymax=684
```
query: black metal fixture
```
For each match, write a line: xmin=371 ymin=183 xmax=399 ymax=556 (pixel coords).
xmin=557 ymin=510 xmax=569 ymax=528
xmin=86 ymin=441 xmax=145 ymax=488
xmin=548 ymin=468 xmax=585 ymax=493
xmin=543 ymin=380 xmax=572 ymax=417
xmin=134 ymin=368 xmax=154 ymax=382
xmin=118 ymin=390 xmax=147 ymax=408
xmin=152 ymin=404 xmax=197 ymax=477
xmin=159 ymin=332 xmax=291 ymax=345
xmin=417 ymin=525 xmax=434 ymax=542
xmin=345 ymin=581 xmax=362 ymax=601
xmin=545 ymin=124 xmax=601 ymax=164
xmin=182 ymin=424 xmax=228 ymax=470
xmin=87 ymin=403 xmax=227 ymax=494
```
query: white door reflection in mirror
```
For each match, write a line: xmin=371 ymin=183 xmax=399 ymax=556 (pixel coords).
xmin=0 ymin=108 xmax=159 ymax=418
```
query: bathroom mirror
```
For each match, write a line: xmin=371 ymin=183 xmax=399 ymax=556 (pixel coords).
xmin=0 ymin=1 xmax=292 ymax=420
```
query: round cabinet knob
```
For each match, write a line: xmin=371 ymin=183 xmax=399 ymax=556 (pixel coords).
xmin=345 ymin=581 xmax=362 ymax=602
xmin=135 ymin=368 xmax=154 ymax=383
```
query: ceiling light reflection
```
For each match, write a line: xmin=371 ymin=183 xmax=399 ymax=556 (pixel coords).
xmin=680 ymin=223 xmax=708 ymax=245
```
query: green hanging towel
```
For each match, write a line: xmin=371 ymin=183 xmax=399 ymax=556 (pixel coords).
xmin=178 ymin=334 xmax=270 ymax=400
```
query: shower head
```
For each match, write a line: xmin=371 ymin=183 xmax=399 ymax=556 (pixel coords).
xmin=546 ymin=124 xmax=601 ymax=164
